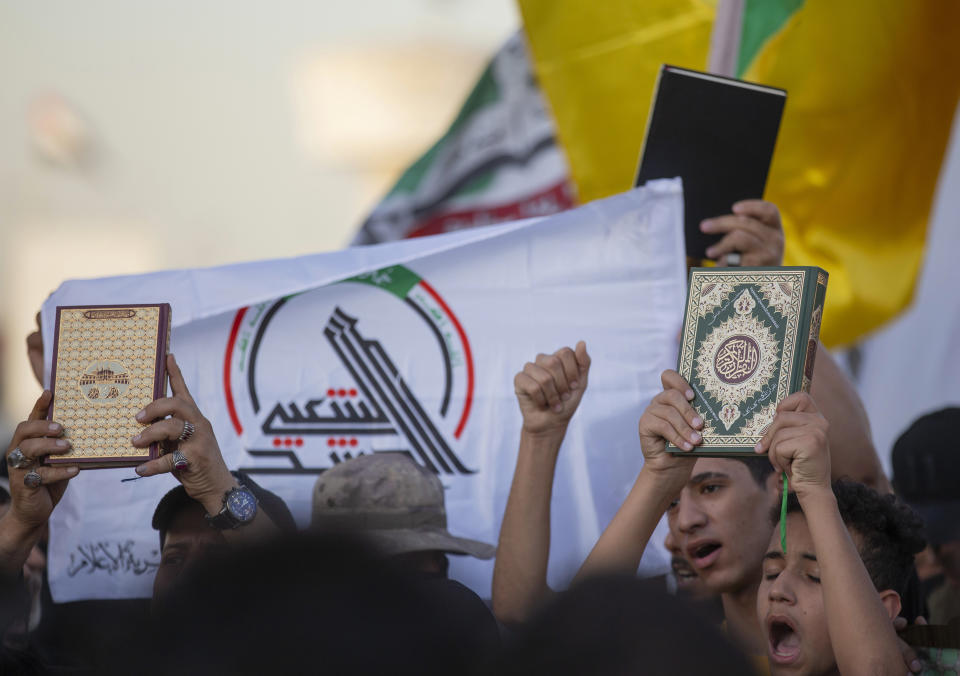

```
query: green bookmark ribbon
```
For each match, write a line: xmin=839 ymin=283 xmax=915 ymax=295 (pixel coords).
xmin=780 ymin=471 xmax=788 ymax=554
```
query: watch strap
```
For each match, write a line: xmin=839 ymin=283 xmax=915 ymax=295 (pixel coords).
xmin=205 ymin=485 xmax=257 ymax=530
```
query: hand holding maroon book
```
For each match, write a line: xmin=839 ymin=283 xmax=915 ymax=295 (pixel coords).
xmin=45 ymin=304 xmax=171 ymax=469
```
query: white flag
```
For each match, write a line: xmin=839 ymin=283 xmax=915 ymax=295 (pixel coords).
xmin=42 ymin=179 xmax=686 ymax=602
xmin=854 ymin=105 xmax=960 ymax=471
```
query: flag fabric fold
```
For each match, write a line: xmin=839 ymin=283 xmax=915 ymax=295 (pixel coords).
xmin=517 ymin=0 xmax=714 ymax=204
xmin=854 ymin=105 xmax=960 ymax=473
xmin=741 ymin=0 xmax=960 ymax=346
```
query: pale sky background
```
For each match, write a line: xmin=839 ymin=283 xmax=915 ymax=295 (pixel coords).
xmin=0 ymin=0 xmax=520 ymax=421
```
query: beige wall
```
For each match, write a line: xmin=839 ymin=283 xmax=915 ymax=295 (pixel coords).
xmin=0 ymin=0 xmax=518 ymax=422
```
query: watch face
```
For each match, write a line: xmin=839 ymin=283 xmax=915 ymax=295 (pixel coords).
xmin=226 ymin=488 xmax=258 ymax=523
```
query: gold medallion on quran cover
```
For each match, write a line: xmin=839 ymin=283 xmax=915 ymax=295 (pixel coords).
xmin=694 ymin=310 xmax=779 ymax=414
xmin=46 ymin=304 xmax=171 ymax=469
xmin=714 ymin=335 xmax=760 ymax=384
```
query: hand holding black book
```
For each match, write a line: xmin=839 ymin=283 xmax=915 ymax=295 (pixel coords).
xmin=635 ymin=65 xmax=786 ymax=260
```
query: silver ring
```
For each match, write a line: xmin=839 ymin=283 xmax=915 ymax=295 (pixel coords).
xmin=7 ymin=447 xmax=33 ymax=470
xmin=23 ymin=471 xmax=42 ymax=489
xmin=178 ymin=421 xmax=195 ymax=443
xmin=726 ymin=252 xmax=742 ymax=266
xmin=172 ymin=450 xmax=189 ymax=471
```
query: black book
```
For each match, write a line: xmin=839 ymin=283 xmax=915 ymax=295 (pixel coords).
xmin=634 ymin=65 xmax=786 ymax=260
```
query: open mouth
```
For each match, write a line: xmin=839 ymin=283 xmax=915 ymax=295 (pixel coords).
xmin=687 ymin=541 xmax=722 ymax=569
xmin=671 ymin=556 xmax=698 ymax=584
xmin=768 ymin=617 xmax=801 ymax=665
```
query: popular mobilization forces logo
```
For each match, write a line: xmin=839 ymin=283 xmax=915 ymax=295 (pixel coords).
xmin=222 ymin=266 xmax=474 ymax=476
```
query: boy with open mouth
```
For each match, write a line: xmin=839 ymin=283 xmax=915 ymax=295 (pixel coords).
xmin=755 ymin=395 xmax=924 ymax=675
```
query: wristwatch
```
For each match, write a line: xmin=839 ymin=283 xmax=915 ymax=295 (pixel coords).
xmin=206 ymin=485 xmax=258 ymax=529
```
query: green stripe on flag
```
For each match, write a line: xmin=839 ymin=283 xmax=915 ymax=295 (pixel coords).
xmin=346 ymin=265 xmax=422 ymax=299
xmin=736 ymin=0 xmax=805 ymax=77
xmin=388 ymin=62 xmax=501 ymax=196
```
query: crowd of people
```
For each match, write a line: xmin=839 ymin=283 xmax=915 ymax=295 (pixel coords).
xmin=0 ymin=199 xmax=957 ymax=675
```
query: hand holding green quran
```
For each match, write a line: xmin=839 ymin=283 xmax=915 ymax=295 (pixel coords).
xmin=636 ymin=369 xmax=701 ymax=490
xmin=669 ymin=266 xmax=828 ymax=456
xmin=756 ymin=392 xmax=832 ymax=500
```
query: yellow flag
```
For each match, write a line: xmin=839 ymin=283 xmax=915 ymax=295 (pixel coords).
xmin=517 ymin=0 xmax=715 ymax=203
xmin=744 ymin=1 xmax=960 ymax=345
xmin=521 ymin=0 xmax=960 ymax=346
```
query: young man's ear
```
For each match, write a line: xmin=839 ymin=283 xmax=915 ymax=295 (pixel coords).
xmin=764 ymin=470 xmax=781 ymax=497
xmin=878 ymin=590 xmax=902 ymax=620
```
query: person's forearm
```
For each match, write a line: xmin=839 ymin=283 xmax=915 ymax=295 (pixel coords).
xmin=574 ymin=466 xmax=679 ymax=583
xmin=811 ymin=347 xmax=890 ymax=493
xmin=219 ymin=509 xmax=278 ymax=545
xmin=0 ymin=514 xmax=43 ymax=577
xmin=492 ymin=428 xmax=564 ymax=625
xmin=800 ymin=488 xmax=903 ymax=676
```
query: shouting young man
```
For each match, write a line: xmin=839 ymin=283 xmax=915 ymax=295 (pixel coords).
xmin=757 ymin=438 xmax=925 ymax=674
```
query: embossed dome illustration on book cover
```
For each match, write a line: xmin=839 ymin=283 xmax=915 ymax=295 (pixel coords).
xmin=673 ymin=267 xmax=826 ymax=454
xmin=47 ymin=304 xmax=170 ymax=466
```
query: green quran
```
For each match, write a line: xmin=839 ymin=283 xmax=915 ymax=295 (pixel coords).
xmin=669 ymin=267 xmax=828 ymax=456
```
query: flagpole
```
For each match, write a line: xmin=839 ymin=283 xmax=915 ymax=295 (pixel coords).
xmin=708 ymin=0 xmax=744 ymax=76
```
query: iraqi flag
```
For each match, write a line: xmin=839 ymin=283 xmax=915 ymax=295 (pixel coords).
xmin=41 ymin=179 xmax=686 ymax=602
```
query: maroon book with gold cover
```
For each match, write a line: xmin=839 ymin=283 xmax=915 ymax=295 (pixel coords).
xmin=46 ymin=304 xmax=171 ymax=468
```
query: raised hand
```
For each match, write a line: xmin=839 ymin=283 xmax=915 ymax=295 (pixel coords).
xmin=701 ymin=199 xmax=784 ymax=266
xmin=494 ymin=343 xmax=591 ymax=624
xmin=636 ymin=370 xmax=702 ymax=484
xmin=4 ymin=390 xmax=78 ymax=530
xmin=574 ymin=370 xmax=701 ymax=581
xmin=514 ymin=341 xmax=591 ymax=437
xmin=755 ymin=392 xmax=831 ymax=497
xmin=133 ymin=354 xmax=236 ymax=514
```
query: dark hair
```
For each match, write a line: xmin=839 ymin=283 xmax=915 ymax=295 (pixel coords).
xmin=892 ymin=407 xmax=960 ymax=502
xmin=730 ymin=455 xmax=776 ymax=486
xmin=152 ymin=471 xmax=297 ymax=547
xmin=493 ymin=574 xmax=753 ymax=676
xmin=891 ymin=407 xmax=960 ymax=545
xmin=137 ymin=533 xmax=499 ymax=676
xmin=773 ymin=480 xmax=925 ymax=594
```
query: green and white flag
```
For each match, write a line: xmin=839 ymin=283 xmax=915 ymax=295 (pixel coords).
xmin=42 ymin=180 xmax=685 ymax=602
xmin=353 ymin=32 xmax=574 ymax=245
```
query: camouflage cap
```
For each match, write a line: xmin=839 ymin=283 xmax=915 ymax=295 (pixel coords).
xmin=311 ymin=453 xmax=495 ymax=559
